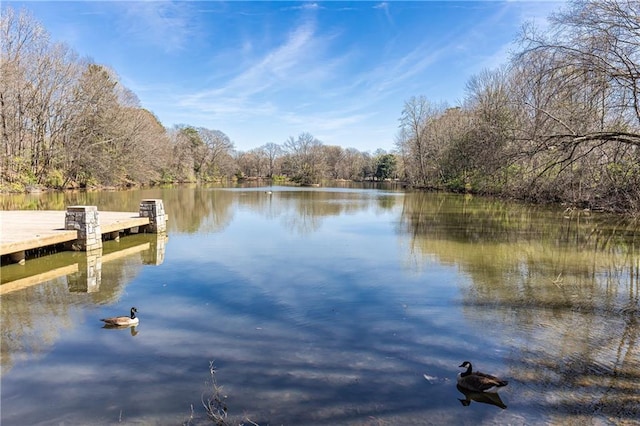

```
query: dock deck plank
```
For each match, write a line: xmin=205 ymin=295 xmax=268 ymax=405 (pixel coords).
xmin=0 ymin=210 xmax=150 ymax=256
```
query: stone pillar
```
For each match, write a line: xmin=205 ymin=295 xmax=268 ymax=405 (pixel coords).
xmin=139 ymin=199 xmax=167 ymax=233
xmin=65 ymin=206 xmax=103 ymax=251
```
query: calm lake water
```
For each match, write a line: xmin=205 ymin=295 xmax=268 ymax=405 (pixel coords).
xmin=1 ymin=184 xmax=638 ymax=425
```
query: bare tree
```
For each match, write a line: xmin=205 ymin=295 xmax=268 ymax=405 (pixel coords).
xmin=236 ymin=147 xmax=270 ymax=178
xmin=1 ymin=7 xmax=81 ymax=185
xmin=63 ymin=63 xmax=123 ymax=185
xmin=517 ymin=0 xmax=640 ymax=146
xmin=63 ymin=63 xmax=171 ymax=186
xmin=261 ymin=142 xmax=283 ymax=178
xmin=283 ymin=132 xmax=326 ymax=185
xmin=510 ymin=0 xmax=640 ymax=209
xmin=118 ymin=108 xmax=172 ymax=184
xmin=322 ymin=145 xmax=344 ymax=179
xmin=396 ymin=96 xmax=447 ymax=187
xmin=197 ymin=128 xmax=234 ymax=179
xmin=458 ymin=67 xmax=516 ymax=191
xmin=1 ymin=7 xmax=44 ymax=180
xmin=335 ymin=147 xmax=367 ymax=180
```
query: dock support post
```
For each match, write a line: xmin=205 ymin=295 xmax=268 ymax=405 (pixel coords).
xmin=65 ymin=206 xmax=103 ymax=251
xmin=139 ymin=199 xmax=167 ymax=233
xmin=105 ymin=230 xmax=120 ymax=241
xmin=8 ymin=251 xmax=26 ymax=265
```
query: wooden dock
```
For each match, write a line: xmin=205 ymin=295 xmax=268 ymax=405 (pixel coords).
xmin=0 ymin=210 xmax=150 ymax=256
xmin=0 ymin=199 xmax=167 ymax=264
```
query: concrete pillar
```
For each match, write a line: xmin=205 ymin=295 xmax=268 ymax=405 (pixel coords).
xmin=65 ymin=206 xmax=102 ymax=251
xmin=139 ymin=199 xmax=167 ymax=233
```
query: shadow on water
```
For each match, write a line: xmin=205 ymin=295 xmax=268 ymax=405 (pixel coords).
xmin=102 ymin=324 xmax=139 ymax=336
xmin=0 ymin=234 xmax=164 ymax=374
xmin=398 ymin=192 xmax=640 ymax=424
xmin=1 ymin=186 xmax=639 ymax=425
xmin=456 ymin=385 xmax=507 ymax=410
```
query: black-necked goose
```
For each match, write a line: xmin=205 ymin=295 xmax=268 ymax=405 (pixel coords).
xmin=100 ymin=307 xmax=139 ymax=327
xmin=457 ymin=361 xmax=508 ymax=392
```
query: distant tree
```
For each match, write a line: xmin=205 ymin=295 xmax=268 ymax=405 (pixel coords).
xmin=283 ymin=132 xmax=326 ymax=185
xmin=374 ymin=153 xmax=397 ymax=180
xmin=396 ymin=96 xmax=447 ymax=187
xmin=236 ymin=147 xmax=269 ymax=178
xmin=1 ymin=7 xmax=81 ymax=185
xmin=197 ymin=128 xmax=234 ymax=179
xmin=63 ymin=64 xmax=171 ymax=186
xmin=179 ymin=127 xmax=235 ymax=181
xmin=118 ymin=108 xmax=172 ymax=184
xmin=334 ymin=147 xmax=367 ymax=180
xmin=175 ymin=126 xmax=205 ymax=177
xmin=214 ymin=149 xmax=238 ymax=179
xmin=361 ymin=151 xmax=376 ymax=180
xmin=261 ymin=142 xmax=283 ymax=178
xmin=167 ymin=125 xmax=196 ymax=181
xmin=322 ymin=145 xmax=344 ymax=179
xmin=64 ymin=64 xmax=124 ymax=185
xmin=433 ymin=106 xmax=474 ymax=192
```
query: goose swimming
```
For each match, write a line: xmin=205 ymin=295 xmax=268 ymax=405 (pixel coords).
xmin=457 ymin=361 xmax=508 ymax=393
xmin=100 ymin=307 xmax=139 ymax=327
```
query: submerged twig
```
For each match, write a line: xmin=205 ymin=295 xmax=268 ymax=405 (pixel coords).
xmin=189 ymin=361 xmax=258 ymax=426
xmin=183 ymin=404 xmax=194 ymax=426
xmin=552 ymin=272 xmax=564 ymax=288
xmin=202 ymin=361 xmax=228 ymax=425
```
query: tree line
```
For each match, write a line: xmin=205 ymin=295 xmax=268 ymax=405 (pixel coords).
xmin=2 ymin=1 xmax=639 ymax=213
xmin=0 ymin=6 xmax=397 ymax=192
xmin=396 ymin=0 xmax=640 ymax=213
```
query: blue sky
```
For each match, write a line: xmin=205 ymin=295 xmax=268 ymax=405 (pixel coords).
xmin=6 ymin=1 xmax=563 ymax=152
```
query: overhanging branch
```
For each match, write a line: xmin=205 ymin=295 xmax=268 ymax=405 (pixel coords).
xmin=543 ymin=131 xmax=640 ymax=146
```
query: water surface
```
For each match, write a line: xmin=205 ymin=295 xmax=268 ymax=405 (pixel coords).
xmin=1 ymin=185 xmax=638 ymax=425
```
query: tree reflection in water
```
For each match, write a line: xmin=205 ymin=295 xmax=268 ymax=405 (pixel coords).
xmin=400 ymin=192 xmax=640 ymax=422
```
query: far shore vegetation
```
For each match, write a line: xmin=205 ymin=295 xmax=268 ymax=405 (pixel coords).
xmin=2 ymin=1 xmax=640 ymax=214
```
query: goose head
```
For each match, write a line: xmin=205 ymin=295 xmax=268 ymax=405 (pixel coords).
xmin=459 ymin=361 xmax=473 ymax=375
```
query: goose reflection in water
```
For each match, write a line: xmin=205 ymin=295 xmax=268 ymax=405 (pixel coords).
xmin=456 ymin=384 xmax=507 ymax=409
xmin=102 ymin=324 xmax=139 ymax=336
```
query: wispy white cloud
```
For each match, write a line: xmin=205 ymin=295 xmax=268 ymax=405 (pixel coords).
xmin=373 ymin=2 xmax=393 ymax=26
xmin=116 ymin=1 xmax=197 ymax=53
xmin=127 ymin=1 xmax=566 ymax=150
xmin=171 ymin=3 xmax=448 ymax=144
xmin=515 ymin=0 xmax=565 ymax=29
xmin=177 ymin=17 xmax=349 ymax=118
xmin=373 ymin=2 xmax=389 ymax=11
xmin=463 ymin=1 xmax=564 ymax=74
xmin=340 ymin=36 xmax=451 ymax=105
xmin=288 ymin=3 xmax=322 ymax=12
